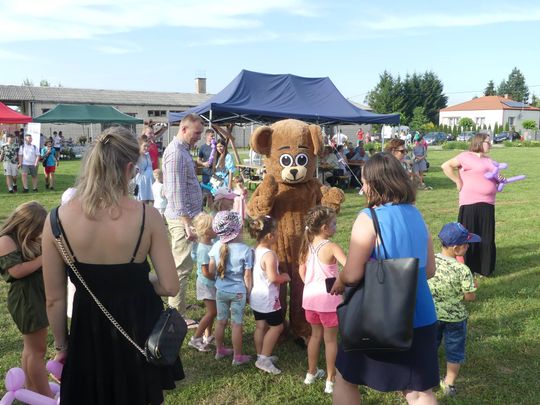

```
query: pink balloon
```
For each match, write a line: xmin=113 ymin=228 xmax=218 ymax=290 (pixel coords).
xmin=15 ymin=389 xmax=57 ymax=405
xmin=0 ymin=391 xmax=16 ymax=405
xmin=46 ymin=361 xmax=63 ymax=380
xmin=4 ymin=368 xmax=25 ymax=391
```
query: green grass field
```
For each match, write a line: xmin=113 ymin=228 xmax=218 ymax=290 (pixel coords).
xmin=0 ymin=148 xmax=539 ymax=404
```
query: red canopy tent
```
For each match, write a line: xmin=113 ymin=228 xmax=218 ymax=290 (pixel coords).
xmin=0 ymin=102 xmax=32 ymax=124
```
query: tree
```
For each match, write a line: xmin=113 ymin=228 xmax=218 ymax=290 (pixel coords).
xmin=493 ymin=122 xmax=499 ymax=134
xmin=484 ymin=80 xmax=496 ymax=96
xmin=497 ymin=67 xmax=529 ymax=103
xmin=40 ymin=80 xmax=50 ymax=87
xmin=531 ymin=94 xmax=540 ymax=108
xmin=22 ymin=78 xmax=33 ymax=86
xmin=365 ymin=71 xmax=403 ymax=116
xmin=504 ymin=122 xmax=510 ymax=131
xmin=458 ymin=117 xmax=474 ymax=129
xmin=409 ymin=107 xmax=429 ymax=131
xmin=522 ymin=120 xmax=537 ymax=130
xmin=366 ymin=70 xmax=447 ymax=125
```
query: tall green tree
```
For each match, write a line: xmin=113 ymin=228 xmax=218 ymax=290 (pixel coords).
xmin=531 ymin=94 xmax=540 ymax=108
xmin=484 ymin=80 xmax=496 ymax=96
xmin=409 ymin=107 xmax=429 ymax=131
xmin=365 ymin=71 xmax=404 ymax=117
xmin=497 ymin=67 xmax=529 ymax=102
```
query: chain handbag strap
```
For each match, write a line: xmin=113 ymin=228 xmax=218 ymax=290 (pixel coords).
xmin=53 ymin=235 xmax=148 ymax=360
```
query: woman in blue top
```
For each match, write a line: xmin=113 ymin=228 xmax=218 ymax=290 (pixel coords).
xmin=213 ymin=139 xmax=236 ymax=189
xmin=333 ymin=153 xmax=438 ymax=405
xmin=135 ymin=136 xmax=154 ymax=204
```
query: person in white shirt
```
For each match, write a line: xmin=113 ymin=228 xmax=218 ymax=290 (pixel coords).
xmin=152 ymin=169 xmax=167 ymax=217
xmin=331 ymin=132 xmax=348 ymax=146
xmin=18 ymin=134 xmax=40 ymax=192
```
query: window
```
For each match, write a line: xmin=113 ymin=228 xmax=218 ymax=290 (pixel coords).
xmin=125 ymin=113 xmax=137 ymax=117
xmin=42 ymin=108 xmax=50 ymax=114
xmin=475 ymin=117 xmax=485 ymax=126
xmin=148 ymin=110 xmax=167 ymax=117
xmin=508 ymin=117 xmax=515 ymax=126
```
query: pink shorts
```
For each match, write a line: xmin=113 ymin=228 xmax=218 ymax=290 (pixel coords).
xmin=304 ymin=309 xmax=338 ymax=328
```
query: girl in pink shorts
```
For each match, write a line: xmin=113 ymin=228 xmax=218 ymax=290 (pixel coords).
xmin=299 ymin=206 xmax=347 ymax=394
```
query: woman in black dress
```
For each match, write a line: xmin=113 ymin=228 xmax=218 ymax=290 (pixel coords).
xmin=42 ymin=126 xmax=183 ymax=405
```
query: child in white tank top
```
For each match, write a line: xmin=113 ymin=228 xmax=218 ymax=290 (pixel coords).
xmin=247 ymin=216 xmax=290 ymax=375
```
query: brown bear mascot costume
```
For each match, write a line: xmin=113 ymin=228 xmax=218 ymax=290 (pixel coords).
xmin=247 ymin=119 xmax=344 ymax=341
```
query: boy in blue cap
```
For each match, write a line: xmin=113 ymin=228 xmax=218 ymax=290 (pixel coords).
xmin=428 ymin=222 xmax=480 ymax=397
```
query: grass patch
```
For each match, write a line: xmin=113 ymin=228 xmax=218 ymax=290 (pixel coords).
xmin=0 ymin=149 xmax=539 ymax=404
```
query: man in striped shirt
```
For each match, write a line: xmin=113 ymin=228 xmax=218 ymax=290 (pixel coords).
xmin=162 ymin=113 xmax=204 ymax=325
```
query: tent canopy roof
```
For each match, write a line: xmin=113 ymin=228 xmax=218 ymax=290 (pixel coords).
xmin=34 ymin=104 xmax=144 ymax=124
xmin=169 ymin=70 xmax=399 ymax=125
xmin=0 ymin=101 xmax=32 ymax=124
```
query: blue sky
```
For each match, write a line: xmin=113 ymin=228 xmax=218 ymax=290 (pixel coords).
xmin=1 ymin=0 xmax=540 ymax=106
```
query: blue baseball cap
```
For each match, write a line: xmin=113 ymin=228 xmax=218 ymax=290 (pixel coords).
xmin=438 ymin=222 xmax=481 ymax=246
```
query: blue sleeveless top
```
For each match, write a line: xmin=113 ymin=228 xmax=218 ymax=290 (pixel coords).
xmin=363 ymin=204 xmax=437 ymax=328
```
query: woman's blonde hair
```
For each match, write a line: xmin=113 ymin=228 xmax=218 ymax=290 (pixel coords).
xmin=0 ymin=201 xmax=47 ymax=261
xmin=217 ymin=244 xmax=229 ymax=279
xmin=192 ymin=212 xmax=213 ymax=239
xmin=298 ymin=206 xmax=336 ymax=265
xmin=75 ymin=126 xmax=140 ymax=218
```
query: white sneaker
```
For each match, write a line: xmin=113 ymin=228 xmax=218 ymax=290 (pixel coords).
xmin=304 ymin=368 xmax=325 ymax=384
xmin=258 ymin=354 xmax=279 ymax=364
xmin=255 ymin=357 xmax=282 ymax=375
xmin=188 ymin=336 xmax=211 ymax=352
xmin=203 ymin=335 xmax=215 ymax=346
xmin=324 ymin=380 xmax=334 ymax=394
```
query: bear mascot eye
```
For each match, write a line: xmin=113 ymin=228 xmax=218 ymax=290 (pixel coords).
xmin=295 ymin=153 xmax=309 ymax=167
xmin=280 ymin=154 xmax=294 ymax=167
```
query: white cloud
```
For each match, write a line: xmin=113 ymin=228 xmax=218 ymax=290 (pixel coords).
xmin=0 ymin=49 xmax=30 ymax=61
xmin=0 ymin=0 xmax=316 ymax=43
xmin=364 ymin=8 xmax=540 ymax=30
xmin=94 ymin=41 xmax=142 ymax=54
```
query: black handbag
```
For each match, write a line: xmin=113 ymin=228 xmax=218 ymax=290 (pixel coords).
xmin=337 ymin=207 xmax=419 ymax=352
xmin=50 ymin=207 xmax=187 ymax=366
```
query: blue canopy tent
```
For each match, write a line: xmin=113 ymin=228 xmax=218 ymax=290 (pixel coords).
xmin=169 ymin=70 xmax=400 ymax=125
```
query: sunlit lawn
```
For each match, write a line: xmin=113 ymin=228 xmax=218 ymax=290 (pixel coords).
xmin=0 ymin=147 xmax=539 ymax=404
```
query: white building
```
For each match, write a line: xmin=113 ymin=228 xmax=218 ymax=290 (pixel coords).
xmin=439 ymin=95 xmax=540 ymax=132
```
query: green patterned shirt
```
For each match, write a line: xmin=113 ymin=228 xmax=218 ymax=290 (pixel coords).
xmin=428 ymin=253 xmax=476 ymax=322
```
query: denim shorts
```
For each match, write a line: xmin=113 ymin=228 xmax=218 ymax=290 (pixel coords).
xmin=216 ymin=290 xmax=246 ymax=325
xmin=436 ymin=319 xmax=467 ymax=364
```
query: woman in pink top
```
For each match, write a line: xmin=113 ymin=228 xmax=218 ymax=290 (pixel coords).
xmin=299 ymin=206 xmax=346 ymax=394
xmin=441 ymin=133 xmax=498 ymax=276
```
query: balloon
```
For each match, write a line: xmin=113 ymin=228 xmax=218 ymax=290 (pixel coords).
xmin=45 ymin=361 xmax=63 ymax=381
xmin=485 ymin=160 xmax=525 ymax=192
xmin=1 ymin=367 xmax=59 ymax=405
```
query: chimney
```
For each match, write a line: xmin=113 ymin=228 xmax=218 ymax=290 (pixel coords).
xmin=195 ymin=77 xmax=206 ymax=94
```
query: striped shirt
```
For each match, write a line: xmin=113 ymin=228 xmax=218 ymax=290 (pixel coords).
xmin=162 ymin=137 xmax=202 ymax=220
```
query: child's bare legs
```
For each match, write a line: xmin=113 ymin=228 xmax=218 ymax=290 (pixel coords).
xmin=402 ymin=389 xmax=437 ymax=404
xmin=253 ymin=320 xmax=268 ymax=355
xmin=214 ymin=319 xmax=228 ymax=351
xmin=444 ymin=362 xmax=461 ymax=386
xmin=194 ymin=299 xmax=216 ymax=339
xmin=323 ymin=326 xmax=338 ymax=382
xmin=231 ymin=322 xmax=244 ymax=356
xmin=22 ymin=328 xmax=54 ymax=398
xmin=333 ymin=371 xmax=360 ymax=405
xmin=261 ymin=323 xmax=283 ymax=357
xmin=307 ymin=323 xmax=323 ymax=374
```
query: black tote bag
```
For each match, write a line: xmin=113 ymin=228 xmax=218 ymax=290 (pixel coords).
xmin=337 ymin=208 xmax=419 ymax=352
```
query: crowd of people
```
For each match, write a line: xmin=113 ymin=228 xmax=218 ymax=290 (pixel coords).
xmin=0 ymin=115 xmax=506 ymax=404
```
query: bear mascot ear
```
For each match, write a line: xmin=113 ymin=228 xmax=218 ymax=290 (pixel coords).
xmin=250 ymin=126 xmax=273 ymax=156
xmin=308 ymin=124 xmax=323 ymax=156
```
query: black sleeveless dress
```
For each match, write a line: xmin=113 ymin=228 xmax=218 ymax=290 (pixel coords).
xmin=59 ymin=205 xmax=184 ymax=405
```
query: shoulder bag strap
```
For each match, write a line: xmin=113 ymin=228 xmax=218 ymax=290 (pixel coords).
xmin=49 ymin=209 xmax=148 ymax=360
xmin=369 ymin=207 xmax=389 ymax=260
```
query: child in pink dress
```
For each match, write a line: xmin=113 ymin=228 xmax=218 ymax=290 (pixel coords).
xmin=299 ymin=206 xmax=346 ymax=394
